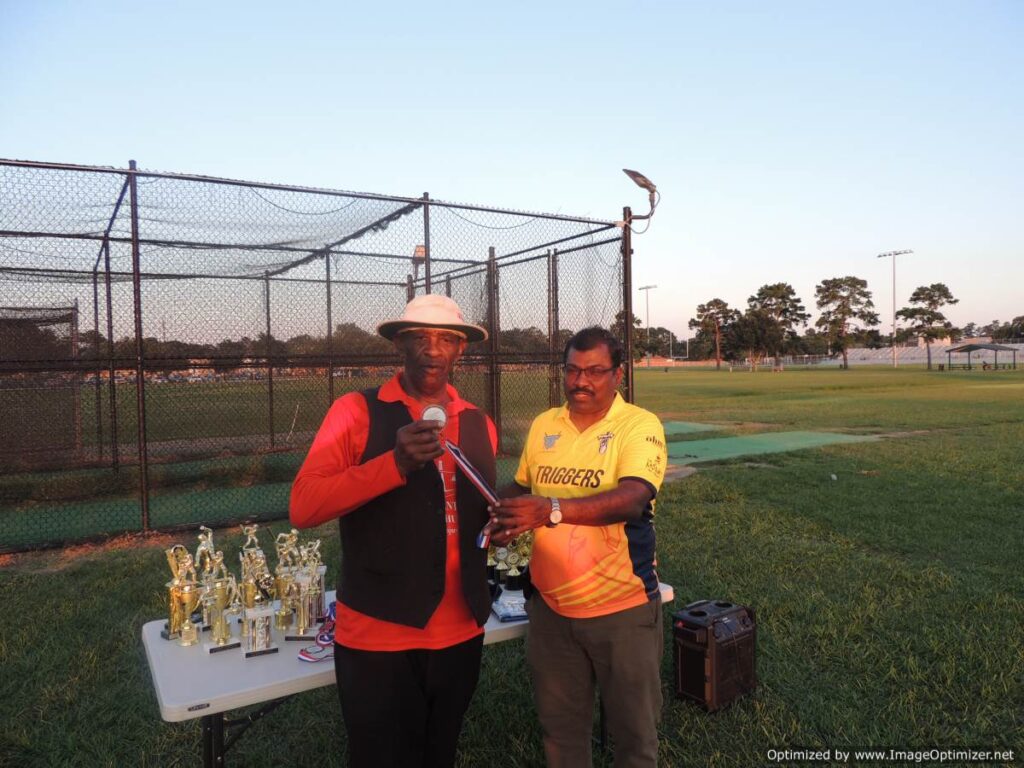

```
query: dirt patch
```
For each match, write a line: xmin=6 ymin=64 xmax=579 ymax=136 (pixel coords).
xmin=0 ymin=530 xmax=190 ymax=573
xmin=663 ymin=464 xmax=698 ymax=482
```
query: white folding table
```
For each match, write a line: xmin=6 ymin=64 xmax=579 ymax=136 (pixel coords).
xmin=143 ymin=584 xmax=674 ymax=766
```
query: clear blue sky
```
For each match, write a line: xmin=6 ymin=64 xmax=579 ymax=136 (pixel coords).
xmin=3 ymin=0 xmax=1021 ymax=337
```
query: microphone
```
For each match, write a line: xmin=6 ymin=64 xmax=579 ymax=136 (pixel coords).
xmin=422 ymin=404 xmax=447 ymax=428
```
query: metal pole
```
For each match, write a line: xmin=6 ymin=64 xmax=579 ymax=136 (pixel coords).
xmin=621 ymin=209 xmax=634 ymax=403
xmin=547 ymin=249 xmax=560 ymax=407
xmin=638 ymin=285 xmax=657 ymax=368
xmin=487 ymin=247 xmax=502 ymax=440
xmin=91 ymin=275 xmax=103 ymax=457
xmin=265 ymin=271 xmax=275 ymax=448
xmin=103 ymin=240 xmax=119 ymax=470
xmin=128 ymin=160 xmax=150 ymax=530
xmin=71 ymin=299 xmax=81 ymax=453
xmin=891 ymin=254 xmax=896 ymax=368
xmin=877 ymin=250 xmax=912 ymax=368
xmin=325 ymin=254 xmax=334 ymax=405
xmin=422 ymin=193 xmax=432 ymax=293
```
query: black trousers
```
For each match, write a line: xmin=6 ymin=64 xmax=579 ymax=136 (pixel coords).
xmin=334 ymin=634 xmax=484 ymax=768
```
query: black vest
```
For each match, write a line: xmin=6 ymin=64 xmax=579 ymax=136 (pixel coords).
xmin=337 ymin=387 xmax=496 ymax=628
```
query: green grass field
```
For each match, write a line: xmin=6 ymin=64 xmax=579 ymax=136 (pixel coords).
xmin=0 ymin=370 xmax=548 ymax=550
xmin=1 ymin=367 xmax=1022 ymax=766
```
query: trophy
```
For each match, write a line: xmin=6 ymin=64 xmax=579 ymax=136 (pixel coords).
xmin=508 ymin=533 xmax=533 ymax=591
xmin=493 ymin=546 xmax=510 ymax=585
xmin=272 ymin=530 xmax=300 ymax=631
xmin=242 ymin=602 xmax=277 ymax=658
xmin=283 ymin=539 xmax=322 ymax=641
xmin=203 ymin=572 xmax=241 ymax=653
xmin=486 ymin=544 xmax=498 ymax=583
xmin=175 ymin=583 xmax=204 ymax=647
xmin=300 ymin=539 xmax=327 ymax=622
xmin=238 ymin=527 xmax=275 ymax=651
xmin=163 ymin=544 xmax=202 ymax=641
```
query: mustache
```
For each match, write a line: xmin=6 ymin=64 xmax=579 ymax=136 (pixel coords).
xmin=569 ymin=387 xmax=594 ymax=395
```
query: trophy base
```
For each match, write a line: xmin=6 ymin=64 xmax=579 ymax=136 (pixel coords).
xmin=244 ymin=645 xmax=279 ymax=659
xmin=160 ymin=628 xmax=181 ymax=641
xmin=284 ymin=632 xmax=317 ymax=642
xmin=205 ymin=640 xmax=242 ymax=654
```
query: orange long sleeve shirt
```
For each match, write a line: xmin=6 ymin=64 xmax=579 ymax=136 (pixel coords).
xmin=290 ymin=373 xmax=497 ymax=650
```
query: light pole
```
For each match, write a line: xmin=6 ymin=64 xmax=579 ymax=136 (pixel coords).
xmin=877 ymin=249 xmax=913 ymax=368
xmin=639 ymin=284 xmax=657 ymax=367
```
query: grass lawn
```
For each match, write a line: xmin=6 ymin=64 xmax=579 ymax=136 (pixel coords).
xmin=0 ymin=366 xmax=1021 ymax=766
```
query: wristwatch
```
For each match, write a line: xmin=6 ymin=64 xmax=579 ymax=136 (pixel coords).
xmin=546 ymin=497 xmax=562 ymax=527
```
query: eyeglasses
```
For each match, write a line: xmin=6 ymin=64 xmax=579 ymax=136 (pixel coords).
xmin=563 ymin=364 xmax=616 ymax=380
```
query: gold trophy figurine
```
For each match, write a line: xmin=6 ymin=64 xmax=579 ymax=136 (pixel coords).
xmin=241 ymin=523 xmax=261 ymax=551
xmin=195 ymin=526 xmax=216 ymax=583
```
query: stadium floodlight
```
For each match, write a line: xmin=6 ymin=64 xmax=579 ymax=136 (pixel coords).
xmin=622 ymin=168 xmax=659 ymax=224
xmin=877 ymin=249 xmax=913 ymax=368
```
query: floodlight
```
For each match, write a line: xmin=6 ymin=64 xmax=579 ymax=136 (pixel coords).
xmin=623 ymin=168 xmax=657 ymax=194
xmin=621 ymin=168 xmax=660 ymax=226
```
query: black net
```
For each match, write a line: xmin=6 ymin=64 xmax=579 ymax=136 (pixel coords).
xmin=0 ymin=160 xmax=625 ymax=552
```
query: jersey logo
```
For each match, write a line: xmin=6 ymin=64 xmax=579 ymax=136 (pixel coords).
xmin=543 ymin=432 xmax=561 ymax=450
xmin=597 ymin=431 xmax=614 ymax=454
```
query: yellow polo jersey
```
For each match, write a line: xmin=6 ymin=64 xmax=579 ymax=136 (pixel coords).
xmin=515 ymin=393 xmax=667 ymax=619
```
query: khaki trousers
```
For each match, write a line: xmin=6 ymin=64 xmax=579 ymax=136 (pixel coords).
xmin=526 ymin=593 xmax=664 ymax=768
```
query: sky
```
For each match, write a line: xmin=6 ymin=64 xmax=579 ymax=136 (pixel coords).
xmin=2 ymin=0 xmax=1022 ymax=339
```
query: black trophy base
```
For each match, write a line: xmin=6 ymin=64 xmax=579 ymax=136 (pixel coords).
xmin=244 ymin=646 xmax=279 ymax=659
xmin=504 ymin=573 xmax=526 ymax=591
xmin=205 ymin=640 xmax=242 ymax=654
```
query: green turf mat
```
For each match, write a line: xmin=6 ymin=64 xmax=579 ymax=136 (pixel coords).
xmin=661 ymin=420 xmax=726 ymax=435
xmin=667 ymin=430 xmax=878 ymax=464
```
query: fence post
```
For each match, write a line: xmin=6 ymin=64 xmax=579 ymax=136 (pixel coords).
xmin=547 ymin=249 xmax=561 ymax=407
xmin=325 ymin=253 xmax=334 ymax=405
xmin=128 ymin=160 xmax=150 ymax=530
xmin=91 ymin=272 xmax=103 ymax=458
xmin=422 ymin=192 xmax=432 ymax=293
xmin=621 ymin=207 xmax=634 ymax=404
xmin=103 ymin=240 xmax=120 ymax=471
xmin=487 ymin=247 xmax=502 ymax=441
xmin=70 ymin=299 xmax=82 ymax=453
xmin=265 ymin=270 xmax=275 ymax=449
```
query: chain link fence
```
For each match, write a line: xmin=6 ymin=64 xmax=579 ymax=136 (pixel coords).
xmin=0 ymin=159 xmax=629 ymax=552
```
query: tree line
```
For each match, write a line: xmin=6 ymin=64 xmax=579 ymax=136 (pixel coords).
xmin=630 ymin=279 xmax=1022 ymax=371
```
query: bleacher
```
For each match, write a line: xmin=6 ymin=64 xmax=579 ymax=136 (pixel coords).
xmin=834 ymin=339 xmax=1024 ymax=367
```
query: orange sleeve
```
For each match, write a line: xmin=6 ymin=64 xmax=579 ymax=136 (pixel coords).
xmin=485 ymin=413 xmax=498 ymax=455
xmin=289 ymin=391 xmax=406 ymax=529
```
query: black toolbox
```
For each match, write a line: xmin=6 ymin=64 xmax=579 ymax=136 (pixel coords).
xmin=673 ymin=599 xmax=757 ymax=711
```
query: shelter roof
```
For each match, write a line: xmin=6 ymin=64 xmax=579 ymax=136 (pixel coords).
xmin=947 ymin=343 xmax=1018 ymax=353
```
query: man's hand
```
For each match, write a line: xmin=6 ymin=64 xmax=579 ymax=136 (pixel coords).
xmin=393 ymin=420 xmax=444 ymax=476
xmin=489 ymin=495 xmax=552 ymax=541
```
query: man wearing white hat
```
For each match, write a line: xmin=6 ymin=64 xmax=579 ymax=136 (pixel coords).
xmin=291 ymin=294 xmax=497 ymax=768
